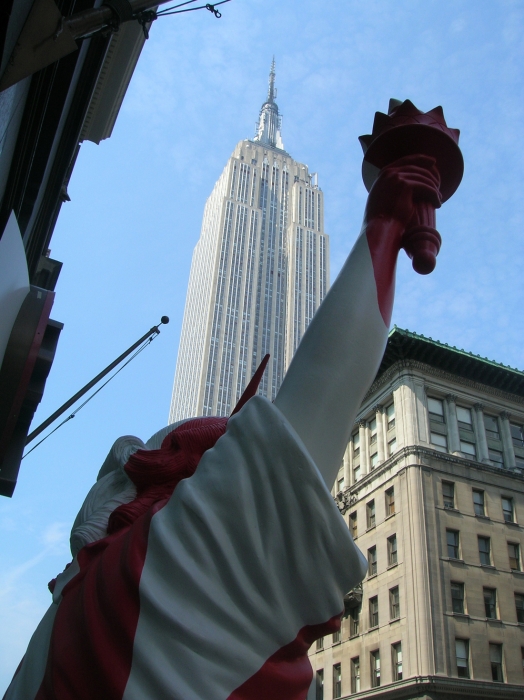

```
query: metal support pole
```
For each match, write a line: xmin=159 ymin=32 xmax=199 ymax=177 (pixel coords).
xmin=25 ymin=316 xmax=169 ymax=445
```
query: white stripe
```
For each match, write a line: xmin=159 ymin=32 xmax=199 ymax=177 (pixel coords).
xmin=124 ymin=397 xmax=366 ymax=700
xmin=275 ymin=229 xmax=389 ymax=489
xmin=3 ymin=604 xmax=58 ymax=700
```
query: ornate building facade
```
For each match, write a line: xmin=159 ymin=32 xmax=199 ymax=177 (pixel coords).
xmin=169 ymin=62 xmax=329 ymax=421
xmin=311 ymin=327 xmax=524 ymax=700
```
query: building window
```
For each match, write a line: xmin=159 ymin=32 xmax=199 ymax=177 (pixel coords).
xmin=457 ymin=406 xmax=474 ymax=430
xmin=460 ymin=441 xmax=476 ymax=458
xmin=455 ymin=639 xmax=470 ymax=678
xmin=431 ymin=432 xmax=448 ymax=452
xmin=370 ymin=452 xmax=379 ymax=469
xmin=316 ymin=636 xmax=324 ymax=651
xmin=428 ymin=397 xmax=445 ymax=423
xmin=370 ymin=417 xmax=377 ymax=445
xmin=447 ymin=529 xmax=460 ymax=559
xmin=509 ymin=542 xmax=521 ymax=571
xmin=368 ymin=546 xmax=377 ymax=576
xmin=442 ymin=481 xmax=455 ymax=509
xmin=353 ymin=432 xmax=360 ymax=457
xmin=369 ymin=596 xmax=379 ymax=628
xmin=316 ymin=669 xmax=324 ymax=700
xmin=353 ymin=464 xmax=360 ymax=483
xmin=489 ymin=644 xmax=504 ymax=682
xmin=349 ymin=511 xmax=358 ymax=538
xmin=478 ymin=536 xmax=491 ymax=566
xmin=515 ymin=594 xmax=524 ymax=623
xmin=349 ymin=604 xmax=360 ymax=637
xmin=388 ymin=534 xmax=398 ymax=566
xmin=370 ymin=650 xmax=380 ymax=688
xmin=483 ymin=588 xmax=497 ymax=619
xmin=489 ymin=449 xmax=504 ymax=467
xmin=388 ymin=437 xmax=397 ymax=456
xmin=392 ymin=642 xmax=403 ymax=681
xmin=386 ymin=403 xmax=395 ymax=430
xmin=336 ymin=476 xmax=345 ymax=492
xmin=367 ymin=500 xmax=376 ymax=529
xmin=484 ymin=414 xmax=500 ymax=440
xmin=502 ymin=497 xmax=514 ymax=523
xmin=385 ymin=487 xmax=395 ymax=516
xmin=510 ymin=423 xmax=524 ymax=448
xmin=451 ymin=582 xmax=465 ymax=614
xmin=332 ymin=629 xmax=340 ymax=644
xmin=332 ymin=663 xmax=341 ymax=699
xmin=350 ymin=657 xmax=360 ymax=693
xmin=389 ymin=586 xmax=400 ymax=620
xmin=473 ymin=489 xmax=485 ymax=516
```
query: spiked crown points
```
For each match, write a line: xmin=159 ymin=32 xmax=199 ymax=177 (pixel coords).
xmin=359 ymin=99 xmax=463 ymax=202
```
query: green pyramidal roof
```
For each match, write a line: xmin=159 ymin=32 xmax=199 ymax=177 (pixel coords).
xmin=378 ymin=327 xmax=524 ymax=398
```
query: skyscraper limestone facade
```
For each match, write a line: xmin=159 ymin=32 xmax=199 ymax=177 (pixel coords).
xmin=169 ymin=61 xmax=329 ymax=421
xmin=311 ymin=327 xmax=524 ymax=700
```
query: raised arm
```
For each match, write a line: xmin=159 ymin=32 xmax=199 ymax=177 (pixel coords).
xmin=274 ymin=155 xmax=441 ymax=489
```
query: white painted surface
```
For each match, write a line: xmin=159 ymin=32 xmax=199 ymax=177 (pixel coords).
xmin=0 ymin=212 xmax=30 ymax=370
xmin=124 ymin=397 xmax=366 ymax=700
xmin=275 ymin=230 xmax=389 ymax=490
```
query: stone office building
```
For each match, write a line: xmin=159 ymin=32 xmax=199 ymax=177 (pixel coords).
xmin=310 ymin=327 xmax=524 ymax=699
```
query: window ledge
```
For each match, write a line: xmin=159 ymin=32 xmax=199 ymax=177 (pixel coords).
xmin=475 ymin=515 xmax=490 ymax=521
xmin=486 ymin=617 xmax=502 ymax=624
xmin=452 ymin=612 xmax=470 ymax=619
xmin=504 ymin=520 xmax=520 ymax=528
xmin=367 ymin=573 xmax=377 ymax=580
xmin=447 ymin=558 xmax=465 ymax=564
xmin=480 ymin=564 xmax=496 ymax=569
xmin=349 ymin=633 xmax=360 ymax=640
xmin=332 ymin=641 xmax=341 ymax=646
xmin=511 ymin=569 xmax=524 ymax=576
xmin=366 ymin=526 xmax=376 ymax=532
xmin=443 ymin=507 xmax=460 ymax=513
xmin=389 ymin=617 xmax=400 ymax=624
xmin=385 ymin=513 xmax=396 ymax=521
xmin=387 ymin=563 xmax=398 ymax=570
xmin=368 ymin=625 xmax=379 ymax=631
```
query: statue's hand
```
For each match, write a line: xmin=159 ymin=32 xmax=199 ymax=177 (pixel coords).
xmin=364 ymin=155 xmax=442 ymax=229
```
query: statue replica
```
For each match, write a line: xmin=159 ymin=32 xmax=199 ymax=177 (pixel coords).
xmin=4 ymin=100 xmax=462 ymax=700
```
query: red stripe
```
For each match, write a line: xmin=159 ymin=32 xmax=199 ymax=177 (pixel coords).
xmin=34 ymin=417 xmax=229 ymax=699
xmin=35 ymin=499 xmax=168 ymax=700
xmin=365 ymin=220 xmax=403 ymax=326
xmin=227 ymin=615 xmax=341 ymax=700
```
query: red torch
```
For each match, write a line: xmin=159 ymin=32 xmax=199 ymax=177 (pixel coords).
xmin=359 ymin=99 xmax=464 ymax=274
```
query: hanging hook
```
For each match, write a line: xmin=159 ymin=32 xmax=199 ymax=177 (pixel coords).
xmin=205 ymin=3 xmax=222 ymax=17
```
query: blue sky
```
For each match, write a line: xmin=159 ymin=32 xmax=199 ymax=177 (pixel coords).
xmin=1 ymin=0 xmax=523 ymax=689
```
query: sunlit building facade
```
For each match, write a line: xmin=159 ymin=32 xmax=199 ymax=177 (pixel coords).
xmin=169 ymin=62 xmax=329 ymax=421
xmin=311 ymin=327 xmax=524 ymax=700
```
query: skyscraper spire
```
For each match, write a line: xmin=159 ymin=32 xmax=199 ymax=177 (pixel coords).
xmin=254 ymin=58 xmax=284 ymax=149
xmin=267 ymin=56 xmax=276 ymax=102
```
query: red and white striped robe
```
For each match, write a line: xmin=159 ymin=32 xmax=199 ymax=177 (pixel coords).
xmin=5 ymin=217 xmax=399 ymax=700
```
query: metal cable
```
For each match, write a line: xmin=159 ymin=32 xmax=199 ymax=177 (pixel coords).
xmin=22 ymin=336 xmax=156 ymax=459
xmin=156 ymin=0 xmax=230 ymax=17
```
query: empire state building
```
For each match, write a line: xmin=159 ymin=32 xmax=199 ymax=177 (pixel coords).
xmin=169 ymin=61 xmax=329 ymax=421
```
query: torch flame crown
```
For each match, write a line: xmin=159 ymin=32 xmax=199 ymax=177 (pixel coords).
xmin=359 ymin=99 xmax=463 ymax=202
